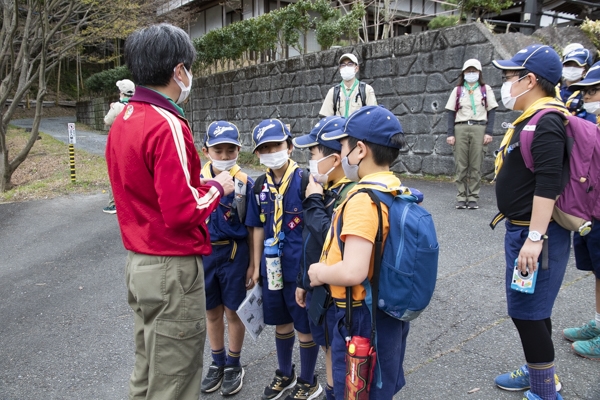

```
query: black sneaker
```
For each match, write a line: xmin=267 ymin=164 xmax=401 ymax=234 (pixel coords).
xmin=221 ymin=365 xmax=245 ymax=396
xmin=455 ymin=201 xmax=467 ymax=209
xmin=467 ymin=201 xmax=479 ymax=209
xmin=201 ymin=362 xmax=224 ymax=393
xmin=261 ymin=365 xmax=297 ymax=400
xmin=284 ymin=376 xmax=323 ymax=400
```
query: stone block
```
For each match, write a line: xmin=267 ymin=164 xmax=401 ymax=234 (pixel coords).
xmin=399 ymin=154 xmax=423 ymax=174
xmin=390 ymin=102 xmax=409 ymax=116
xmin=419 ymin=47 xmax=465 ymax=73
xmin=412 ymin=134 xmax=436 ymax=154
xmin=392 ymin=35 xmax=416 ymax=56
xmin=426 ymin=73 xmax=452 ymax=93
xmin=390 ymin=157 xmax=407 ymax=173
xmin=434 ymin=135 xmax=453 ymax=156
xmin=421 ymin=155 xmax=454 ymax=175
xmin=413 ymin=30 xmax=439 ymax=53
xmin=401 ymin=114 xmax=429 ymax=135
xmin=401 ymin=97 xmax=423 ymax=114
xmin=393 ymin=55 xmax=418 ymax=76
xmin=393 ymin=75 xmax=427 ymax=95
xmin=464 ymin=43 xmax=494 ymax=66
xmin=432 ymin=33 xmax=449 ymax=51
xmin=286 ymin=56 xmax=306 ymax=72
xmin=443 ymin=23 xmax=488 ymax=47
xmin=423 ymin=94 xmax=447 ymax=114
xmin=372 ymin=78 xmax=395 ymax=96
xmin=368 ymin=58 xmax=393 ymax=78
xmin=305 ymin=52 xmax=322 ymax=69
xmin=366 ymin=40 xmax=392 ymax=59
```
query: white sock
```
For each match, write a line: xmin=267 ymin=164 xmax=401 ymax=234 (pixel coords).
xmin=595 ymin=312 xmax=600 ymax=327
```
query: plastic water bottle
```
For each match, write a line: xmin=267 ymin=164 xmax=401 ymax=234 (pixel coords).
xmin=264 ymin=237 xmax=283 ymax=290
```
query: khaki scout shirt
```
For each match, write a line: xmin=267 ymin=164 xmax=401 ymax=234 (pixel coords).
xmin=444 ymin=84 xmax=498 ymax=123
xmin=319 ymin=80 xmax=377 ymax=118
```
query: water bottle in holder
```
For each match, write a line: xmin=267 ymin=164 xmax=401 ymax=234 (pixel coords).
xmin=345 ymin=335 xmax=376 ymax=400
xmin=264 ymin=233 xmax=284 ymax=290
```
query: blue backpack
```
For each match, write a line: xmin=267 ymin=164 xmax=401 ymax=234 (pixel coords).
xmin=337 ymin=188 xmax=439 ymax=322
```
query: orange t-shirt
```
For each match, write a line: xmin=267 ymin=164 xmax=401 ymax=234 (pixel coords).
xmin=322 ymin=171 xmax=402 ymax=300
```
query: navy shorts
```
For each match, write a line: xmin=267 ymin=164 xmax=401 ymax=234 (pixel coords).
xmin=573 ymin=219 xmax=600 ymax=278
xmin=305 ymin=290 xmax=327 ymax=346
xmin=262 ymin=278 xmax=310 ymax=334
xmin=326 ymin=301 xmax=409 ymax=400
xmin=504 ymin=221 xmax=571 ymax=320
xmin=203 ymin=240 xmax=249 ymax=311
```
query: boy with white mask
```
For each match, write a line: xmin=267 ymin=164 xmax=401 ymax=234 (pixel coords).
xmin=559 ymin=48 xmax=595 ymax=123
xmin=246 ymin=119 xmax=323 ymax=400
xmin=491 ymin=44 xmax=570 ymax=400
xmin=200 ymin=121 xmax=256 ymax=396
xmin=445 ymin=58 xmax=498 ymax=210
xmin=319 ymin=53 xmax=377 ymax=118
xmin=562 ymin=61 xmax=600 ymax=361
xmin=292 ymin=116 xmax=355 ymax=400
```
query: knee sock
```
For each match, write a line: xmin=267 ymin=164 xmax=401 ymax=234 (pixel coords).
xmin=325 ymin=384 xmax=335 ymax=400
xmin=276 ymin=331 xmax=295 ymax=377
xmin=212 ymin=348 xmax=226 ymax=367
xmin=595 ymin=311 xmax=600 ymax=327
xmin=528 ymin=362 xmax=556 ymax=400
xmin=226 ymin=349 xmax=241 ymax=367
xmin=299 ymin=340 xmax=319 ymax=384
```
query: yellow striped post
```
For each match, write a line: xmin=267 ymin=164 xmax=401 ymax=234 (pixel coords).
xmin=69 ymin=144 xmax=76 ymax=183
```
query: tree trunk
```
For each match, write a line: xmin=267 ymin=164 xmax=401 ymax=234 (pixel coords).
xmin=0 ymin=123 xmax=13 ymax=192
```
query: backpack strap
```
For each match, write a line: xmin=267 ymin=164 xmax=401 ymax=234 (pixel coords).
xmin=454 ymin=86 xmax=462 ymax=112
xmin=481 ymin=84 xmax=487 ymax=109
xmin=333 ymin=85 xmax=341 ymax=115
xmin=356 ymin=81 xmax=367 ymax=105
xmin=519 ymin=108 xmax=566 ymax=172
xmin=253 ymin=173 xmax=267 ymax=207
xmin=300 ymin=168 xmax=310 ymax=201
xmin=232 ymin=170 xmax=248 ymax=223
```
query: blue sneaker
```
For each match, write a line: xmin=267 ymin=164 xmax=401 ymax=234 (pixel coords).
xmin=563 ymin=320 xmax=600 ymax=342
xmin=523 ymin=390 xmax=563 ymax=400
xmin=495 ymin=365 xmax=562 ymax=392
xmin=572 ymin=334 xmax=600 ymax=361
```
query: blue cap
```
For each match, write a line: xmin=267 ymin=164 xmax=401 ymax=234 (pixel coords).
xmin=321 ymin=106 xmax=404 ymax=149
xmin=292 ymin=116 xmax=345 ymax=152
xmin=570 ymin=62 xmax=600 ymax=89
xmin=252 ymin=119 xmax=292 ymax=152
xmin=205 ymin=121 xmax=241 ymax=147
xmin=563 ymin=48 xmax=593 ymax=68
xmin=492 ymin=44 xmax=562 ymax=85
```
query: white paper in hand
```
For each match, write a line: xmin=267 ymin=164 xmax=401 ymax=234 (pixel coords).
xmin=236 ymin=284 xmax=265 ymax=341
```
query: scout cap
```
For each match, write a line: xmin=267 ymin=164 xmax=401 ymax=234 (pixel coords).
xmin=492 ymin=44 xmax=562 ymax=85
xmin=292 ymin=116 xmax=345 ymax=152
xmin=252 ymin=119 xmax=291 ymax=152
xmin=205 ymin=121 xmax=241 ymax=147
xmin=321 ymin=105 xmax=404 ymax=149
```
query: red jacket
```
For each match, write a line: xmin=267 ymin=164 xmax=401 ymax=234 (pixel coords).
xmin=106 ymin=86 xmax=223 ymax=256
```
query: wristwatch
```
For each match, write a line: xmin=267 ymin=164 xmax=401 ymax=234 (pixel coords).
xmin=527 ymin=231 xmax=547 ymax=242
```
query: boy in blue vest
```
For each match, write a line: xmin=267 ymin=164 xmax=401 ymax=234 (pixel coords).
xmin=200 ymin=121 xmax=256 ymax=396
xmin=246 ymin=119 xmax=322 ymax=400
xmin=292 ymin=116 xmax=355 ymax=400
xmin=308 ymin=106 xmax=410 ymax=399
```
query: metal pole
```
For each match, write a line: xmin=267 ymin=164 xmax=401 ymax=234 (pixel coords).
xmin=69 ymin=144 xmax=76 ymax=183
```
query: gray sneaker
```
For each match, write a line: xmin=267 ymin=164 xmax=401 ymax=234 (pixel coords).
xmin=455 ymin=201 xmax=467 ymax=209
xmin=221 ymin=365 xmax=244 ymax=396
xmin=201 ymin=362 xmax=224 ymax=393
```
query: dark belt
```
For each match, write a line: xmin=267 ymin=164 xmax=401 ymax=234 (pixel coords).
xmin=456 ymin=120 xmax=487 ymax=125
xmin=334 ymin=299 xmax=363 ymax=308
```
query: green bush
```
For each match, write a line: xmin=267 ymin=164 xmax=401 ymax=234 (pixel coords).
xmin=428 ymin=15 xmax=460 ymax=30
xmin=85 ymin=66 xmax=132 ymax=96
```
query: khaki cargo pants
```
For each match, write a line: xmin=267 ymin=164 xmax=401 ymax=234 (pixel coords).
xmin=125 ymin=251 xmax=206 ymax=400
xmin=452 ymin=123 xmax=487 ymax=202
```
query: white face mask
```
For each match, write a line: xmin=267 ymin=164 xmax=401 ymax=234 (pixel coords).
xmin=464 ymin=72 xmax=479 ymax=83
xmin=209 ymin=156 xmax=237 ymax=172
xmin=340 ymin=66 xmax=356 ymax=82
xmin=501 ymin=76 xmax=530 ymax=110
xmin=583 ymin=101 xmax=600 ymax=115
xmin=562 ymin=67 xmax=584 ymax=82
xmin=259 ymin=149 xmax=289 ymax=170
xmin=174 ymin=66 xmax=193 ymax=104
xmin=308 ymin=154 xmax=335 ymax=184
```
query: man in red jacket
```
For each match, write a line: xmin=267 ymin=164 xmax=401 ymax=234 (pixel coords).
xmin=106 ymin=23 xmax=234 ymax=400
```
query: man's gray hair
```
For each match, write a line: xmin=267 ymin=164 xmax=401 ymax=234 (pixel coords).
xmin=125 ymin=23 xmax=197 ymax=87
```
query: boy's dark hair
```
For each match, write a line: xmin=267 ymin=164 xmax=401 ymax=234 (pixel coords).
xmin=458 ymin=70 xmax=486 ymax=87
xmin=255 ymin=138 xmax=294 ymax=153
xmin=125 ymin=23 xmax=197 ymax=87
xmin=518 ymin=69 xmax=555 ymax=97
xmin=310 ymin=144 xmax=340 ymax=157
xmin=347 ymin=134 xmax=405 ymax=166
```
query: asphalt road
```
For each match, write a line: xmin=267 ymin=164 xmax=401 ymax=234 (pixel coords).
xmin=1 ymin=118 xmax=598 ymax=399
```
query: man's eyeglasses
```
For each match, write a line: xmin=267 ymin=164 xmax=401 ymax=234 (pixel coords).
xmin=501 ymin=73 xmax=521 ymax=83
xmin=582 ymin=86 xmax=599 ymax=97
xmin=339 ymin=62 xmax=356 ymax=68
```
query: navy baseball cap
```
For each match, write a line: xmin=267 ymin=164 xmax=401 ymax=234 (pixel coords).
xmin=570 ymin=62 xmax=600 ymax=89
xmin=252 ymin=119 xmax=292 ymax=152
xmin=321 ymin=106 xmax=404 ymax=149
xmin=292 ymin=116 xmax=345 ymax=152
xmin=563 ymin=48 xmax=593 ymax=68
xmin=204 ymin=121 xmax=241 ymax=147
xmin=492 ymin=44 xmax=562 ymax=85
